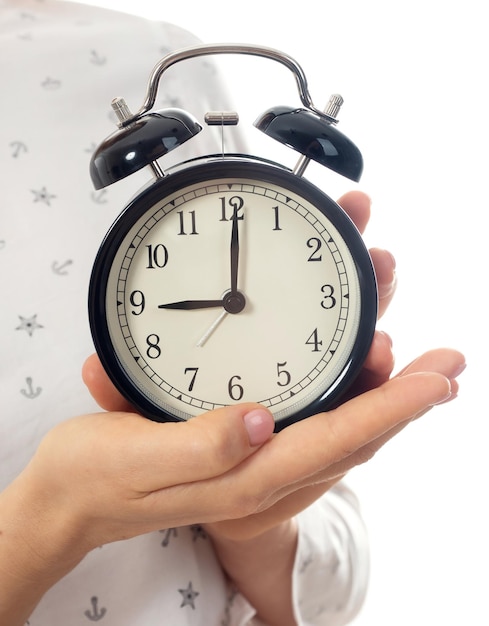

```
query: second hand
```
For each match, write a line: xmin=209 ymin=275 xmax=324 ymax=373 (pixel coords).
xmin=196 ymin=310 xmax=229 ymax=347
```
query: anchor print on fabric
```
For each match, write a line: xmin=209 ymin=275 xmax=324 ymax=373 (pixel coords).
xmin=52 ymin=259 xmax=73 ymax=276
xmin=90 ymin=50 xmax=107 ymax=66
xmin=91 ymin=189 xmax=109 ymax=205
xmin=20 ymin=377 xmax=42 ymax=399
xmin=160 ymin=527 xmax=178 ymax=547
xmin=221 ymin=587 xmax=239 ymax=626
xmin=84 ymin=596 xmax=107 ymax=621
xmin=10 ymin=141 xmax=28 ymax=158
xmin=190 ymin=525 xmax=207 ymax=542
xmin=41 ymin=77 xmax=61 ymax=90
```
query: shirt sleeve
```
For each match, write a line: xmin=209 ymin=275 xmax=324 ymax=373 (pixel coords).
xmin=291 ymin=483 xmax=369 ymax=625
xmin=246 ymin=483 xmax=369 ymax=626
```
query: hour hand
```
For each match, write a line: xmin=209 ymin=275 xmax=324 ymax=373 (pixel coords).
xmin=158 ymin=299 xmax=224 ymax=310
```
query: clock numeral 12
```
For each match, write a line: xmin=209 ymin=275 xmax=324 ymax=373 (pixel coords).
xmin=219 ymin=196 xmax=244 ymax=221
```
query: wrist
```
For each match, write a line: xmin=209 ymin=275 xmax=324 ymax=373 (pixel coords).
xmin=207 ymin=519 xmax=298 ymax=626
xmin=0 ymin=470 xmax=89 ymax=623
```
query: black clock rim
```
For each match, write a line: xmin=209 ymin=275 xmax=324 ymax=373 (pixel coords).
xmin=88 ymin=157 xmax=378 ymax=431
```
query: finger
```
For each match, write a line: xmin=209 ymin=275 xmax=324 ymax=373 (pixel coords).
xmin=240 ymin=370 xmax=452 ymax=496
xmin=336 ymin=190 xmax=371 ymax=234
xmin=184 ymin=370 xmax=452 ymax=524
xmin=144 ymin=404 xmax=275 ymax=487
xmin=65 ymin=402 xmax=275 ymax=495
xmin=344 ymin=330 xmax=395 ymax=399
xmin=82 ymin=353 xmax=134 ymax=412
xmin=369 ymin=247 xmax=397 ymax=318
xmin=395 ymin=347 xmax=466 ymax=380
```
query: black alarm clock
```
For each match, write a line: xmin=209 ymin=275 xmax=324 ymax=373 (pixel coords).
xmin=88 ymin=43 xmax=377 ymax=431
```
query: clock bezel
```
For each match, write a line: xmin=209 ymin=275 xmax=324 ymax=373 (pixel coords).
xmin=88 ymin=156 xmax=378 ymax=430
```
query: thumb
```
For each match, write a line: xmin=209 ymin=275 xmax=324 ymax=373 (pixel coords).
xmin=82 ymin=354 xmax=276 ymax=478
xmin=93 ymin=404 xmax=276 ymax=491
xmin=82 ymin=353 xmax=134 ymax=412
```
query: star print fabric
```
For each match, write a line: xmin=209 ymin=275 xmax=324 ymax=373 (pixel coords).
xmin=0 ymin=2 xmax=369 ymax=624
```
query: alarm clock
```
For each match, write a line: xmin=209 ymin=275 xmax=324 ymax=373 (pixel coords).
xmin=88 ymin=43 xmax=377 ymax=431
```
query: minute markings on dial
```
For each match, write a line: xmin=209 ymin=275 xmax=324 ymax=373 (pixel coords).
xmin=107 ymin=174 xmax=361 ymax=419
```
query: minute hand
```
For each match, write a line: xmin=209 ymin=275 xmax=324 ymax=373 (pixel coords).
xmin=230 ymin=209 xmax=240 ymax=294
xmin=158 ymin=299 xmax=224 ymax=310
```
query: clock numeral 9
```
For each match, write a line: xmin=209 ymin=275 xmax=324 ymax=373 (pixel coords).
xmin=129 ymin=290 xmax=145 ymax=315
xmin=146 ymin=243 xmax=169 ymax=269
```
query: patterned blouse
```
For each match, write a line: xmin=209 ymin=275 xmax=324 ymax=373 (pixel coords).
xmin=0 ymin=1 xmax=369 ymax=624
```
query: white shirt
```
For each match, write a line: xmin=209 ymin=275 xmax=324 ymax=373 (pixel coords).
xmin=0 ymin=1 xmax=369 ymax=623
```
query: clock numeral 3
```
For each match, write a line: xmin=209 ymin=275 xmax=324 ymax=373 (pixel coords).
xmin=320 ymin=284 xmax=336 ymax=309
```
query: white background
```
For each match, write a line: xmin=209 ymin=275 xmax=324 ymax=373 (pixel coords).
xmin=68 ymin=1 xmax=487 ymax=623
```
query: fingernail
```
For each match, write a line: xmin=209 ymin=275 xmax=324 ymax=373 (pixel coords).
xmin=433 ymin=378 xmax=453 ymax=405
xmin=378 ymin=330 xmax=393 ymax=347
xmin=451 ymin=361 xmax=467 ymax=378
xmin=378 ymin=269 xmax=397 ymax=300
xmin=243 ymin=409 xmax=275 ymax=446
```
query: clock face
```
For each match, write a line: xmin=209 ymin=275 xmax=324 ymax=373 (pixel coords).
xmin=89 ymin=159 xmax=377 ymax=429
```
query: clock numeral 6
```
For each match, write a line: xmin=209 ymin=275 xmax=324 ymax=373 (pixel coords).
xmin=228 ymin=375 xmax=244 ymax=401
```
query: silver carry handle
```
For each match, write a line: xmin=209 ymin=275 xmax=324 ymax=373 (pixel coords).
xmin=118 ymin=43 xmax=338 ymax=125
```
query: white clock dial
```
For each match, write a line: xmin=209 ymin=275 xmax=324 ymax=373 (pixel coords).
xmin=90 ymin=160 xmax=377 ymax=429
